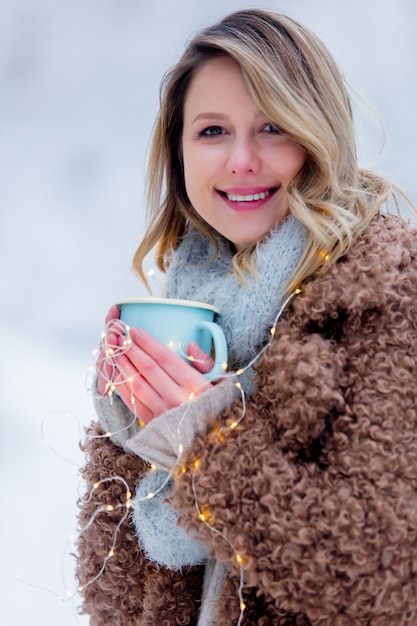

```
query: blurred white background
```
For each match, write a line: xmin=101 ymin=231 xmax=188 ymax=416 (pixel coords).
xmin=1 ymin=0 xmax=416 ymax=624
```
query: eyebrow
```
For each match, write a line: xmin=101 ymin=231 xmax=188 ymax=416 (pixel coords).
xmin=191 ymin=111 xmax=265 ymax=124
xmin=191 ymin=112 xmax=229 ymax=123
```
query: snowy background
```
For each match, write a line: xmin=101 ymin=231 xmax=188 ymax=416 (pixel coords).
xmin=1 ymin=0 xmax=416 ymax=624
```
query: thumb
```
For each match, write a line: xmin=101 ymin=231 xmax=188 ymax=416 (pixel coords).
xmin=187 ymin=342 xmax=214 ymax=374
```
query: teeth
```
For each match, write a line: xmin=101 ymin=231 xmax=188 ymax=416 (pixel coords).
xmin=226 ymin=190 xmax=272 ymax=202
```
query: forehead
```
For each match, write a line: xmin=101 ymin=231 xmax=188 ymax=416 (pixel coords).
xmin=183 ymin=56 xmax=256 ymax=120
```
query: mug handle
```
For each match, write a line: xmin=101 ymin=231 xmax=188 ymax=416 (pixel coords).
xmin=195 ymin=321 xmax=228 ymax=381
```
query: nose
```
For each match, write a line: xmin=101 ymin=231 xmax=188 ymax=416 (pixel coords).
xmin=226 ymin=136 xmax=261 ymax=175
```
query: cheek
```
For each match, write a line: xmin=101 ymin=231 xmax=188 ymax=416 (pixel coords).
xmin=183 ymin=148 xmax=214 ymax=200
xmin=289 ymin=147 xmax=307 ymax=179
xmin=182 ymin=148 xmax=193 ymax=196
xmin=275 ymin=141 xmax=307 ymax=183
xmin=182 ymin=161 xmax=204 ymax=212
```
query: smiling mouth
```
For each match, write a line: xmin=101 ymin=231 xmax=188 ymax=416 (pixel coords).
xmin=220 ymin=188 xmax=278 ymax=202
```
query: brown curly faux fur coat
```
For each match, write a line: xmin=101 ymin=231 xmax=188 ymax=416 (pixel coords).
xmin=76 ymin=215 xmax=417 ymax=625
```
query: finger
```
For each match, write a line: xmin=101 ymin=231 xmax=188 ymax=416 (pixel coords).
xmin=96 ymin=306 xmax=122 ymax=395
xmin=129 ymin=328 xmax=210 ymax=397
xmin=96 ymin=348 xmax=118 ymax=395
xmin=114 ymin=353 xmax=168 ymax=414
xmin=115 ymin=379 xmax=154 ymax=425
xmin=114 ymin=353 xmax=174 ymax=425
xmin=105 ymin=305 xmax=120 ymax=324
xmin=121 ymin=343 xmax=192 ymax=411
xmin=187 ymin=342 xmax=214 ymax=374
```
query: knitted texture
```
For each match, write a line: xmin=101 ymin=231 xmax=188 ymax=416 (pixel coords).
xmin=93 ymin=386 xmax=141 ymax=450
xmin=92 ymin=218 xmax=306 ymax=572
xmin=77 ymin=216 xmax=417 ymax=625
xmin=164 ymin=214 xmax=307 ymax=369
xmin=127 ymin=377 xmax=240 ymax=570
xmin=132 ymin=469 xmax=209 ymax=569
xmin=126 ymin=375 xmax=241 ymax=470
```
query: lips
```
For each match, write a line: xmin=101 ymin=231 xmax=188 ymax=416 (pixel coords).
xmin=225 ymin=189 xmax=274 ymax=202
xmin=217 ymin=186 xmax=279 ymax=210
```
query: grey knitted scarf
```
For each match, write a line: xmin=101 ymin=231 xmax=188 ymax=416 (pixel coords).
xmin=98 ymin=215 xmax=308 ymax=624
xmin=164 ymin=214 xmax=307 ymax=371
xmin=131 ymin=214 xmax=307 ymax=576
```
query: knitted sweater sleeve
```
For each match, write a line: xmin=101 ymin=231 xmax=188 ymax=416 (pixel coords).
xmin=168 ymin=224 xmax=417 ymax=624
xmin=84 ymin=376 xmax=241 ymax=571
xmin=76 ymin=378 xmax=234 ymax=619
xmin=91 ymin=371 xmax=241 ymax=466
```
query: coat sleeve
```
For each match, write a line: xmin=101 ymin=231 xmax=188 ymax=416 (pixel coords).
xmin=169 ymin=276 xmax=417 ymax=624
xmin=75 ymin=421 xmax=205 ymax=625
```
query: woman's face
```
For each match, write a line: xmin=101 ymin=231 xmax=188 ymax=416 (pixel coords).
xmin=181 ymin=55 xmax=306 ymax=250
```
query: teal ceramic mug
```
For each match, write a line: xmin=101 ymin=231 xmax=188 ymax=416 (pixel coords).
xmin=117 ymin=298 xmax=228 ymax=381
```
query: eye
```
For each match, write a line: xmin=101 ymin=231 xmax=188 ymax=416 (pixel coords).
xmin=262 ymin=123 xmax=282 ymax=134
xmin=199 ymin=126 xmax=225 ymax=137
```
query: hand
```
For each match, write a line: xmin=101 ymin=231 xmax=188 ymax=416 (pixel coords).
xmin=114 ymin=328 xmax=214 ymax=424
xmin=96 ymin=305 xmax=121 ymax=396
xmin=96 ymin=308 xmax=214 ymax=425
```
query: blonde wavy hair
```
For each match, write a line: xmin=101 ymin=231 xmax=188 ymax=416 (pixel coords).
xmin=133 ymin=8 xmax=411 ymax=296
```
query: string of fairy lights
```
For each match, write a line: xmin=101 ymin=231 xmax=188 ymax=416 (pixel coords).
xmin=21 ymin=285 xmax=301 ymax=625
xmin=88 ymin=286 xmax=301 ymax=624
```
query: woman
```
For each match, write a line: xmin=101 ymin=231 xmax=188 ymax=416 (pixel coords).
xmin=76 ymin=9 xmax=417 ymax=625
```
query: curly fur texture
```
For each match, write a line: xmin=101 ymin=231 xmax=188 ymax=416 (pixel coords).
xmin=77 ymin=216 xmax=417 ymax=625
xmin=76 ymin=422 xmax=204 ymax=625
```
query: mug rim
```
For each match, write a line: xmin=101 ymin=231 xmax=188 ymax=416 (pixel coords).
xmin=116 ymin=297 xmax=220 ymax=314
